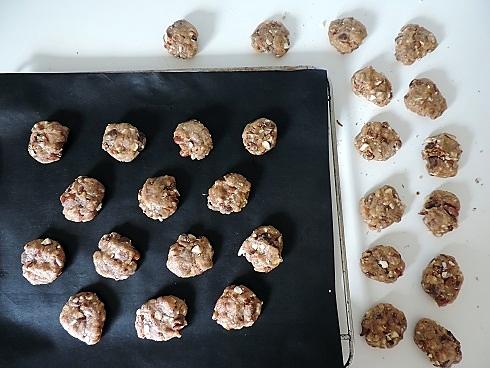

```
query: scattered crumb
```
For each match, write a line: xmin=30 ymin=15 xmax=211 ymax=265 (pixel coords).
xmin=322 ymin=20 xmax=327 ymax=27
xmin=416 ymin=134 xmax=419 ymax=138
xmin=336 ymin=119 xmax=343 ymax=127
xmin=416 ymin=191 xmax=420 ymax=195
xmin=403 ymin=244 xmax=410 ymax=249
xmin=480 ymin=149 xmax=484 ymax=153
xmin=401 ymin=184 xmax=405 ymax=189
xmin=282 ymin=13 xmax=287 ymax=20
xmin=477 ymin=90 xmax=481 ymax=93
xmin=473 ymin=207 xmax=477 ymax=211
xmin=475 ymin=276 xmax=479 ymax=281
xmin=475 ymin=177 xmax=481 ymax=184
xmin=328 ymin=289 xmax=332 ymax=293
xmin=477 ymin=305 xmax=480 ymax=309
xmin=419 ymin=175 xmax=423 ymax=179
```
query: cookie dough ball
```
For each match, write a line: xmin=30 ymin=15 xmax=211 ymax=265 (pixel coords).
xmin=207 ymin=173 xmax=251 ymax=214
xmin=28 ymin=121 xmax=69 ymax=164
xmin=352 ymin=66 xmax=393 ymax=107
xmin=60 ymin=176 xmax=105 ymax=222
xmin=395 ymin=24 xmax=438 ymax=65
xmin=173 ymin=119 xmax=213 ymax=160
xmin=242 ymin=118 xmax=278 ymax=155
xmin=422 ymin=133 xmax=462 ymax=178
xmin=404 ymin=78 xmax=447 ymax=119
xmin=414 ymin=318 xmax=462 ymax=368
xmin=360 ymin=303 xmax=407 ymax=349
xmin=93 ymin=232 xmax=140 ymax=281
xmin=138 ymin=176 xmax=180 ymax=221
xmin=419 ymin=190 xmax=460 ymax=237
xmin=360 ymin=185 xmax=405 ymax=231
xmin=354 ymin=121 xmax=402 ymax=161
xmin=21 ymin=238 xmax=65 ymax=285
xmin=360 ymin=245 xmax=405 ymax=283
xmin=251 ymin=20 xmax=290 ymax=57
xmin=164 ymin=20 xmax=198 ymax=59
xmin=101 ymin=123 xmax=146 ymax=162
xmin=166 ymin=234 xmax=214 ymax=278
xmin=212 ymin=285 xmax=263 ymax=330
xmin=135 ymin=295 xmax=188 ymax=341
xmin=238 ymin=225 xmax=283 ymax=273
xmin=328 ymin=17 xmax=367 ymax=54
xmin=59 ymin=292 xmax=106 ymax=345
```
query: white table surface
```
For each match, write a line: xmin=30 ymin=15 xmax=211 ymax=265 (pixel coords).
xmin=1 ymin=1 xmax=489 ymax=367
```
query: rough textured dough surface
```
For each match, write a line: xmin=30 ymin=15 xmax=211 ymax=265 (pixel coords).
xmin=93 ymin=232 xmax=140 ymax=281
xmin=238 ymin=225 xmax=283 ymax=273
xmin=138 ymin=176 xmax=180 ymax=221
xmin=59 ymin=292 xmax=106 ymax=345
xmin=422 ymin=133 xmax=462 ymax=178
xmin=101 ymin=123 xmax=146 ymax=162
xmin=207 ymin=173 xmax=251 ymax=214
xmin=242 ymin=118 xmax=278 ymax=155
xmin=166 ymin=234 xmax=214 ymax=278
xmin=212 ymin=285 xmax=263 ymax=330
xmin=404 ymin=78 xmax=447 ymax=119
xmin=164 ymin=19 xmax=198 ymax=59
xmin=419 ymin=190 xmax=460 ymax=237
xmin=360 ymin=245 xmax=405 ymax=283
xmin=173 ymin=119 xmax=213 ymax=160
xmin=21 ymin=238 xmax=65 ymax=285
xmin=352 ymin=66 xmax=393 ymax=106
xmin=328 ymin=17 xmax=367 ymax=54
xmin=28 ymin=121 xmax=69 ymax=164
xmin=414 ymin=318 xmax=462 ymax=368
xmin=360 ymin=303 xmax=407 ymax=349
xmin=251 ymin=20 xmax=290 ymax=57
xmin=135 ymin=295 xmax=188 ymax=341
xmin=60 ymin=176 xmax=105 ymax=222
xmin=360 ymin=185 xmax=405 ymax=231
xmin=354 ymin=121 xmax=402 ymax=161
xmin=395 ymin=24 xmax=438 ymax=65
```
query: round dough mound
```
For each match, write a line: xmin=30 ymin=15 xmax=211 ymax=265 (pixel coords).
xmin=164 ymin=19 xmax=198 ymax=59
xmin=404 ymin=78 xmax=447 ymax=119
xmin=352 ymin=66 xmax=393 ymax=107
xmin=414 ymin=318 xmax=462 ymax=368
xmin=328 ymin=17 xmax=367 ymax=54
xmin=212 ymin=285 xmax=263 ymax=330
xmin=360 ymin=303 xmax=407 ymax=349
xmin=93 ymin=232 xmax=140 ymax=281
xmin=354 ymin=121 xmax=402 ymax=161
xmin=419 ymin=190 xmax=460 ymax=237
xmin=238 ymin=225 xmax=283 ymax=273
xmin=251 ymin=20 xmax=290 ymax=57
xmin=101 ymin=123 xmax=146 ymax=162
xmin=166 ymin=234 xmax=214 ymax=278
xmin=21 ymin=238 xmax=65 ymax=285
xmin=60 ymin=176 xmax=105 ymax=222
xmin=242 ymin=118 xmax=278 ymax=155
xmin=138 ymin=176 xmax=180 ymax=221
xmin=395 ymin=24 xmax=438 ymax=65
xmin=360 ymin=245 xmax=405 ymax=283
xmin=360 ymin=185 xmax=405 ymax=231
xmin=28 ymin=121 xmax=69 ymax=164
xmin=59 ymin=292 xmax=106 ymax=345
xmin=422 ymin=133 xmax=462 ymax=178
xmin=207 ymin=173 xmax=251 ymax=214
xmin=173 ymin=119 xmax=213 ymax=160
xmin=135 ymin=295 xmax=188 ymax=341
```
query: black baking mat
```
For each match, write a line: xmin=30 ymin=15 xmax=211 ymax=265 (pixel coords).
xmin=0 ymin=69 xmax=342 ymax=368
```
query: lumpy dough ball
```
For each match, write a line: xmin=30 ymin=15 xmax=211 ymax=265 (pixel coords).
xmin=238 ymin=225 xmax=283 ymax=273
xmin=60 ymin=176 xmax=105 ymax=222
xmin=138 ymin=176 xmax=180 ymax=221
xmin=360 ymin=245 xmax=405 ymax=283
xmin=251 ymin=20 xmax=290 ymax=57
xmin=419 ymin=190 xmax=460 ymax=237
xmin=354 ymin=121 xmax=402 ymax=161
xmin=166 ymin=234 xmax=214 ymax=278
xmin=328 ymin=17 xmax=367 ymax=54
xmin=21 ymin=238 xmax=65 ymax=285
xmin=395 ymin=24 xmax=438 ymax=65
xmin=360 ymin=303 xmax=407 ymax=349
xmin=28 ymin=121 xmax=69 ymax=164
xmin=164 ymin=19 xmax=198 ymax=59
xmin=242 ymin=118 xmax=277 ymax=156
xmin=207 ymin=173 xmax=251 ymax=214
xmin=101 ymin=123 xmax=146 ymax=162
xmin=360 ymin=185 xmax=405 ymax=231
xmin=404 ymin=78 xmax=447 ymax=119
xmin=351 ymin=66 xmax=393 ymax=107
xmin=173 ymin=119 xmax=213 ymax=160
xmin=422 ymin=133 xmax=462 ymax=178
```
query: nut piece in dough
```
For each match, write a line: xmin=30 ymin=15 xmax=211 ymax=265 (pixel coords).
xmin=138 ymin=176 xmax=180 ymax=221
xmin=360 ymin=303 xmax=407 ymax=349
xmin=360 ymin=185 xmax=405 ymax=231
xmin=207 ymin=173 xmax=251 ymax=214
xmin=242 ymin=118 xmax=278 ymax=156
xmin=251 ymin=20 xmax=290 ymax=58
xmin=93 ymin=232 xmax=140 ymax=281
xmin=166 ymin=234 xmax=214 ymax=278
xmin=212 ymin=285 xmax=263 ymax=330
xmin=173 ymin=119 xmax=213 ymax=160
xmin=404 ymin=78 xmax=447 ymax=119
xmin=101 ymin=123 xmax=146 ymax=162
xmin=419 ymin=190 xmax=460 ymax=237
xmin=395 ymin=24 xmax=438 ymax=65
xmin=328 ymin=17 xmax=367 ymax=54
xmin=238 ymin=225 xmax=283 ymax=273
xmin=59 ymin=292 xmax=106 ymax=345
xmin=422 ymin=133 xmax=462 ymax=178
xmin=135 ymin=295 xmax=188 ymax=341
xmin=21 ymin=238 xmax=65 ymax=285
xmin=354 ymin=121 xmax=402 ymax=161
xmin=352 ymin=66 xmax=393 ymax=107
xmin=414 ymin=318 xmax=462 ymax=368
xmin=28 ymin=121 xmax=69 ymax=164
xmin=360 ymin=245 xmax=405 ymax=283
xmin=60 ymin=176 xmax=105 ymax=222
xmin=164 ymin=20 xmax=198 ymax=59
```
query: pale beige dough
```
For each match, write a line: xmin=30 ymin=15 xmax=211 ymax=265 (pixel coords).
xmin=352 ymin=66 xmax=393 ymax=106
xmin=360 ymin=303 xmax=407 ymax=349
xmin=138 ymin=175 xmax=180 ymax=221
xmin=251 ymin=20 xmax=290 ymax=57
xmin=422 ymin=133 xmax=462 ymax=178
xmin=101 ymin=123 xmax=146 ymax=162
xmin=166 ymin=234 xmax=214 ymax=278
xmin=21 ymin=238 xmax=65 ymax=285
xmin=328 ymin=17 xmax=367 ymax=54
xmin=238 ymin=225 xmax=283 ymax=273
xmin=173 ymin=119 xmax=213 ymax=160
xmin=419 ymin=190 xmax=460 ymax=237
xmin=242 ymin=118 xmax=277 ymax=155
xmin=404 ymin=78 xmax=447 ymax=119
xmin=207 ymin=173 xmax=251 ymax=214
xmin=164 ymin=20 xmax=198 ymax=59
xmin=395 ymin=24 xmax=438 ymax=65
xmin=360 ymin=185 xmax=405 ymax=231
xmin=59 ymin=176 xmax=105 ymax=222
xmin=360 ymin=245 xmax=405 ymax=283
xmin=28 ymin=121 xmax=69 ymax=164
xmin=354 ymin=121 xmax=401 ymax=161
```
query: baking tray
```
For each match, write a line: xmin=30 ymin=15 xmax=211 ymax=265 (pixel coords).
xmin=0 ymin=67 xmax=352 ymax=367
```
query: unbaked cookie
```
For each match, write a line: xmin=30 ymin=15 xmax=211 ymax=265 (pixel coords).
xmin=422 ymin=133 xmax=462 ymax=178
xmin=404 ymin=78 xmax=447 ymax=119
xmin=166 ymin=234 xmax=214 ymax=278
xmin=360 ymin=245 xmax=405 ymax=283
xmin=207 ymin=173 xmax=251 ymax=214
xmin=352 ymin=66 xmax=393 ymax=107
xmin=360 ymin=185 xmax=405 ymax=231
xmin=242 ymin=118 xmax=277 ymax=155
xmin=328 ymin=17 xmax=367 ymax=54
xmin=138 ymin=176 xmax=180 ymax=221
xmin=238 ymin=225 xmax=283 ymax=273
xmin=360 ymin=303 xmax=407 ymax=349
xmin=28 ymin=121 xmax=69 ymax=164
xmin=164 ymin=20 xmax=198 ymax=59
xmin=354 ymin=121 xmax=402 ymax=161
xmin=101 ymin=123 xmax=146 ymax=162
xmin=251 ymin=20 xmax=290 ymax=57
xmin=395 ymin=24 xmax=438 ymax=65
xmin=419 ymin=190 xmax=460 ymax=237
xmin=173 ymin=119 xmax=213 ymax=160
xmin=60 ymin=176 xmax=105 ymax=222
xmin=21 ymin=238 xmax=65 ymax=285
